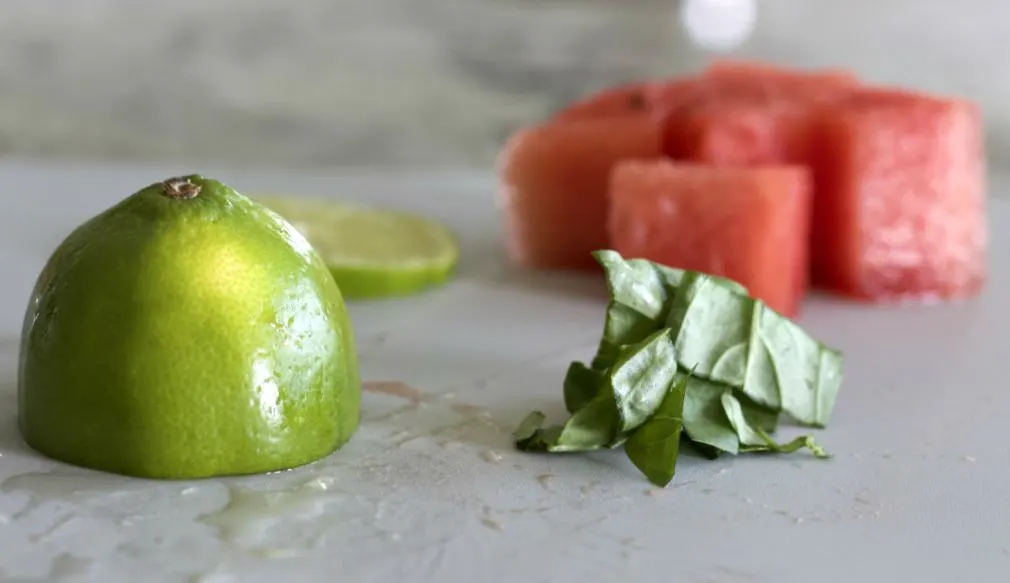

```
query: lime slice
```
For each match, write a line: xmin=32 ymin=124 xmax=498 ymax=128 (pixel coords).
xmin=254 ymin=194 xmax=459 ymax=300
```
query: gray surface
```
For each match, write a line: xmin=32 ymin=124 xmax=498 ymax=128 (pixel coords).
xmin=0 ymin=161 xmax=1008 ymax=582
xmin=2 ymin=0 xmax=1010 ymax=172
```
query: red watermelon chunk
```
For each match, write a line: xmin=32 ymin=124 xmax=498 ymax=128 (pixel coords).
xmin=663 ymin=63 xmax=858 ymax=166
xmin=809 ymin=88 xmax=987 ymax=302
xmin=663 ymin=97 xmax=811 ymax=165
xmin=498 ymin=116 xmax=662 ymax=270
xmin=608 ymin=160 xmax=812 ymax=317
xmin=662 ymin=64 xmax=860 ymax=166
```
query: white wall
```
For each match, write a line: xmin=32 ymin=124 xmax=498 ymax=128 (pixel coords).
xmin=0 ymin=0 xmax=1005 ymax=169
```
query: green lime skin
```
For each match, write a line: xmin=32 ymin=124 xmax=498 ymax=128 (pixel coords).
xmin=17 ymin=176 xmax=361 ymax=480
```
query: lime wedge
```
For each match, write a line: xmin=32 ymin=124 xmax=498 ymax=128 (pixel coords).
xmin=254 ymin=195 xmax=459 ymax=299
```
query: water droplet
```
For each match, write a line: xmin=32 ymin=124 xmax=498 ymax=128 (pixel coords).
xmin=536 ymin=474 xmax=554 ymax=491
xmin=302 ymin=476 xmax=336 ymax=492
xmin=479 ymin=517 xmax=503 ymax=532
xmin=963 ymin=455 xmax=977 ymax=462
xmin=479 ymin=450 xmax=503 ymax=464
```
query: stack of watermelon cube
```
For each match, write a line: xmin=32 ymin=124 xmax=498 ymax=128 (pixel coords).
xmin=497 ymin=59 xmax=987 ymax=317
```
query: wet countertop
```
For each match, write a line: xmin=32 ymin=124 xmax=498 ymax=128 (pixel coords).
xmin=0 ymin=161 xmax=1008 ymax=582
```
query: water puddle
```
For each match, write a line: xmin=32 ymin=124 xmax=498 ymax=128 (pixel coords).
xmin=0 ymin=471 xmax=138 ymax=519
xmin=198 ymin=476 xmax=342 ymax=544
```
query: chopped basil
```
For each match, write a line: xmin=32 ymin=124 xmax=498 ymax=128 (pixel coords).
xmin=514 ymin=251 xmax=844 ymax=487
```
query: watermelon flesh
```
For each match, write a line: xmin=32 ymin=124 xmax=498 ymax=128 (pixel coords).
xmin=608 ymin=160 xmax=812 ymax=317
xmin=663 ymin=64 xmax=858 ymax=166
xmin=809 ymin=88 xmax=987 ymax=301
xmin=498 ymin=116 xmax=662 ymax=270
xmin=663 ymin=98 xmax=812 ymax=165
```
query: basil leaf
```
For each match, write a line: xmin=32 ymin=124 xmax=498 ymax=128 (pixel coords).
xmin=733 ymin=391 xmax=780 ymax=433
xmin=721 ymin=392 xmax=829 ymax=457
xmin=590 ymin=251 xmax=673 ymax=370
xmin=514 ymin=392 xmax=619 ymax=453
xmin=625 ymin=374 xmax=690 ymax=487
xmin=687 ymin=441 xmax=725 ymax=460
xmin=666 ymin=271 xmax=844 ymax=427
xmin=563 ymin=361 xmax=604 ymax=413
xmin=607 ymin=329 xmax=680 ymax=433
xmin=513 ymin=250 xmax=842 ymax=486
xmin=681 ymin=375 xmax=739 ymax=455
xmin=593 ymin=250 xmax=672 ymax=321
xmin=719 ymin=391 xmax=771 ymax=448
xmin=514 ymin=411 xmax=547 ymax=442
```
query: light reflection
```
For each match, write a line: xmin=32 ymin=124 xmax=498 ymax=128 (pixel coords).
xmin=251 ymin=358 xmax=283 ymax=428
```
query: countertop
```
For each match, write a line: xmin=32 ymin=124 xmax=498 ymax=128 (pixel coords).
xmin=0 ymin=161 xmax=1008 ymax=583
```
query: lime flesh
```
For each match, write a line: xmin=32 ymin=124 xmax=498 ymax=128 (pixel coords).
xmin=254 ymin=195 xmax=459 ymax=300
xmin=18 ymin=176 xmax=361 ymax=479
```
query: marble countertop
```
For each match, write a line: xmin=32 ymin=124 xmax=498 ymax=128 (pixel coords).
xmin=0 ymin=161 xmax=1008 ymax=583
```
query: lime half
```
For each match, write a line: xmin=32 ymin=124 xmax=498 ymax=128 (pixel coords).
xmin=254 ymin=195 xmax=459 ymax=300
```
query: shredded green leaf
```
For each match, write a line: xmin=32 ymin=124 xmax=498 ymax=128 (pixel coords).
xmin=514 ymin=250 xmax=845 ymax=487
xmin=625 ymin=375 xmax=689 ymax=487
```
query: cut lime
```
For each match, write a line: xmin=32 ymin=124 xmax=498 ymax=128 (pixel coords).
xmin=253 ymin=195 xmax=459 ymax=300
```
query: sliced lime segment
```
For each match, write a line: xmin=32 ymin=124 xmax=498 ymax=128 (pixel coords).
xmin=254 ymin=195 xmax=459 ymax=300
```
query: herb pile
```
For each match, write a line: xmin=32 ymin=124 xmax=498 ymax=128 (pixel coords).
xmin=514 ymin=250 xmax=844 ymax=487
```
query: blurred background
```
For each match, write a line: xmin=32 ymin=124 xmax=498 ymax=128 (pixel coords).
xmin=1 ymin=0 xmax=1007 ymax=171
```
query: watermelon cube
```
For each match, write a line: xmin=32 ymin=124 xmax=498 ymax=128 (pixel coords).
xmin=809 ymin=88 xmax=987 ymax=302
xmin=608 ymin=160 xmax=812 ymax=317
xmin=663 ymin=97 xmax=812 ymax=165
xmin=498 ymin=116 xmax=662 ymax=270
xmin=663 ymin=64 xmax=857 ymax=166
